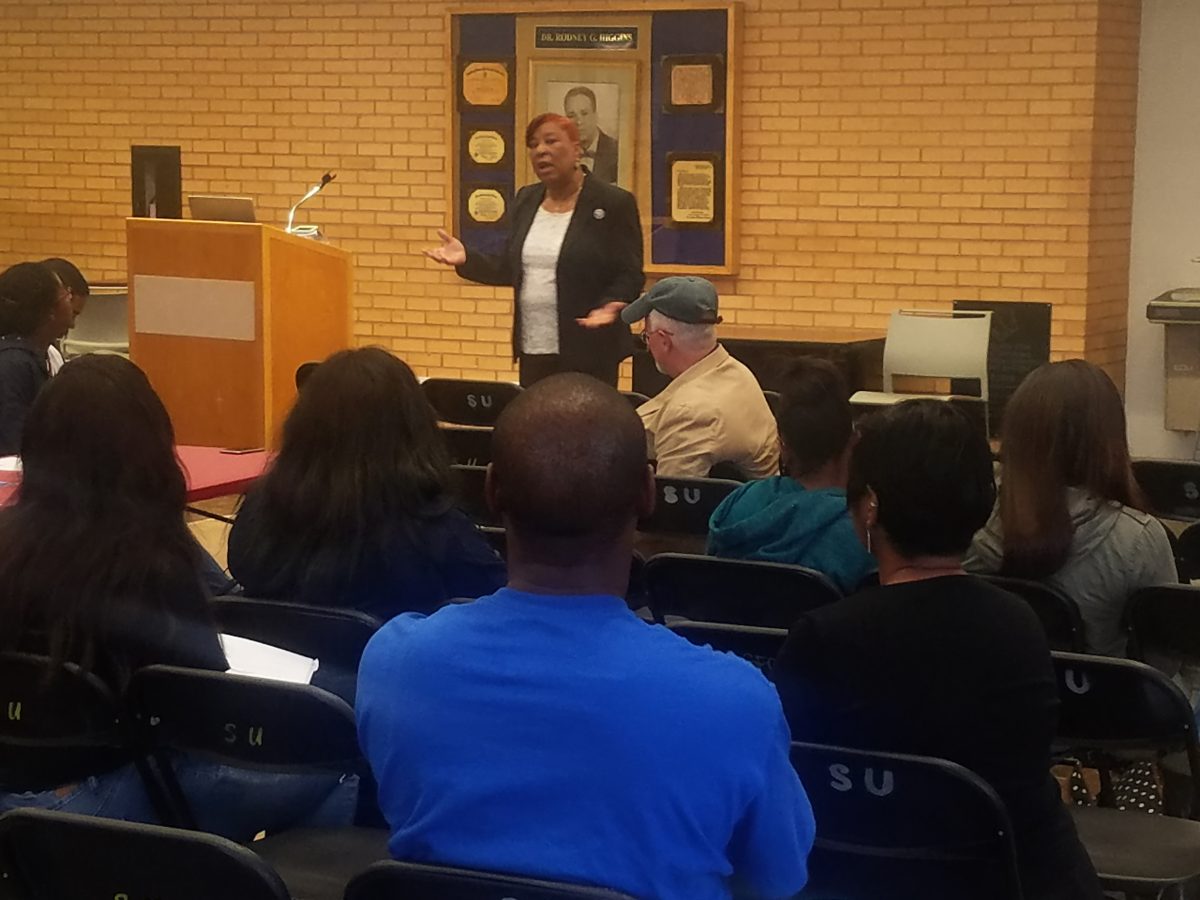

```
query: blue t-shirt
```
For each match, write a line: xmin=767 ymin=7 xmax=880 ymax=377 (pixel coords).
xmin=356 ymin=587 xmax=814 ymax=900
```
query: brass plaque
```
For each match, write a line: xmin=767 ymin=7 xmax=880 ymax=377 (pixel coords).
xmin=467 ymin=188 xmax=506 ymax=223
xmin=671 ymin=64 xmax=714 ymax=106
xmin=468 ymin=130 xmax=506 ymax=165
xmin=671 ymin=159 xmax=715 ymax=224
xmin=462 ymin=62 xmax=509 ymax=107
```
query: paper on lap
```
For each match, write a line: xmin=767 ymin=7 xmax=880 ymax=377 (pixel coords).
xmin=219 ymin=633 xmax=319 ymax=684
xmin=0 ymin=456 xmax=21 ymax=472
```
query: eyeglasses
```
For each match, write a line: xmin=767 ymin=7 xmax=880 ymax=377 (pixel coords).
xmin=639 ymin=328 xmax=674 ymax=345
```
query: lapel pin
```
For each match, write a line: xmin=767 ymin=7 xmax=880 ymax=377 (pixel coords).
xmin=593 ymin=208 xmax=606 ymax=220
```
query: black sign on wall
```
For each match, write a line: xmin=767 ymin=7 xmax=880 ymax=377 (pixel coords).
xmin=952 ymin=299 xmax=1052 ymax=437
xmin=131 ymin=145 xmax=182 ymax=219
xmin=535 ymin=26 xmax=638 ymax=50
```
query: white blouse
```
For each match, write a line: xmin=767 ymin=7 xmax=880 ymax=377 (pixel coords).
xmin=517 ymin=206 xmax=574 ymax=356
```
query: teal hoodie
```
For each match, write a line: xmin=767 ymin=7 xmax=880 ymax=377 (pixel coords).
xmin=706 ymin=477 xmax=876 ymax=594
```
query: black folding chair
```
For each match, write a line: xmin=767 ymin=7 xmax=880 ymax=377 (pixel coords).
xmin=1133 ymin=459 xmax=1200 ymax=521
xmin=452 ymin=464 xmax=499 ymax=527
xmin=666 ymin=621 xmax=787 ymax=676
xmin=763 ymin=389 xmax=783 ymax=418
xmin=645 ymin=552 xmax=841 ymax=628
xmin=637 ymin=475 xmax=741 ymax=536
xmin=441 ymin=425 xmax=494 ymax=466
xmin=210 ymin=596 xmax=381 ymax=703
xmin=0 ymin=651 xmax=168 ymax=819
xmin=421 ymin=378 xmax=522 ymax=427
xmin=126 ymin=665 xmax=388 ymax=900
xmin=0 ymin=807 xmax=291 ymax=900
xmin=345 ymin=859 xmax=637 ymax=900
xmin=978 ymin=575 xmax=1086 ymax=651
xmin=1051 ymin=651 xmax=1200 ymax=896
xmin=620 ymin=390 xmax=650 ymax=409
xmin=789 ymin=742 xmax=1023 ymax=900
xmin=1174 ymin=521 xmax=1200 ymax=582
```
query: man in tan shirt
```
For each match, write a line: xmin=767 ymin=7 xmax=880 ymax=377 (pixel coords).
xmin=621 ymin=277 xmax=779 ymax=479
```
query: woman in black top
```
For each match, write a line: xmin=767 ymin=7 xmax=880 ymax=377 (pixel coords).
xmin=0 ymin=356 xmax=355 ymax=839
xmin=228 ymin=347 xmax=505 ymax=619
xmin=774 ymin=400 xmax=1102 ymax=900
xmin=423 ymin=113 xmax=644 ymax=387
xmin=0 ymin=262 xmax=72 ymax=455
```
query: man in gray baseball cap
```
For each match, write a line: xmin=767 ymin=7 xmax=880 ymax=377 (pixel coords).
xmin=621 ymin=277 xmax=778 ymax=478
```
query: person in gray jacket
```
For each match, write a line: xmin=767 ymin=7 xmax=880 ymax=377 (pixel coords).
xmin=965 ymin=360 xmax=1176 ymax=656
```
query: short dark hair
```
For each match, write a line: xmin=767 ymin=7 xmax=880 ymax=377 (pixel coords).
xmin=777 ymin=357 xmax=853 ymax=476
xmin=490 ymin=373 xmax=646 ymax=543
xmin=563 ymin=86 xmax=598 ymax=111
xmin=40 ymin=258 xmax=89 ymax=297
xmin=0 ymin=262 xmax=58 ymax=337
xmin=847 ymin=400 xmax=995 ymax=557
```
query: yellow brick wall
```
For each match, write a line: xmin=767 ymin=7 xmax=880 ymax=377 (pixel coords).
xmin=0 ymin=0 xmax=1139 ymax=381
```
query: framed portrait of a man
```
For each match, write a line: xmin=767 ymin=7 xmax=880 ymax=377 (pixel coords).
xmin=527 ymin=61 xmax=638 ymax=191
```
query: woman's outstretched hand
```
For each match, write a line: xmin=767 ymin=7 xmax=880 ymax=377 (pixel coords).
xmin=576 ymin=301 xmax=627 ymax=329
xmin=422 ymin=229 xmax=467 ymax=267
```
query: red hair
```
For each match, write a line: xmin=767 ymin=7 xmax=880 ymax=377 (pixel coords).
xmin=525 ymin=113 xmax=580 ymax=146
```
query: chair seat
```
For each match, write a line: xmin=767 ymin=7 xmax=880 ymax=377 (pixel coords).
xmin=1072 ymin=806 xmax=1200 ymax=890
xmin=253 ymin=826 xmax=391 ymax=900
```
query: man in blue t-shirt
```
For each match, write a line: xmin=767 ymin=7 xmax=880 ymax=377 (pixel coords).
xmin=357 ymin=373 xmax=814 ymax=900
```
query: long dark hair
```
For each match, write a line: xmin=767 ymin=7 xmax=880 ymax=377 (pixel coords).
xmin=998 ymin=359 xmax=1145 ymax=578
xmin=0 ymin=356 xmax=210 ymax=681
xmin=237 ymin=347 xmax=454 ymax=603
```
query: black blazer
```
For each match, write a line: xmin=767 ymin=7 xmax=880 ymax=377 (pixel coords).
xmin=456 ymin=174 xmax=644 ymax=369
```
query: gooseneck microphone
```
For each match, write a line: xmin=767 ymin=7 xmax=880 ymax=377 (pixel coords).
xmin=286 ymin=171 xmax=337 ymax=234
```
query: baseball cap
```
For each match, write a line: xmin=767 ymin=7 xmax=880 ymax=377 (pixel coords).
xmin=620 ymin=276 xmax=723 ymax=325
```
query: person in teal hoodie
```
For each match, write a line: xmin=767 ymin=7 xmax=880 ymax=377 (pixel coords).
xmin=707 ymin=357 xmax=876 ymax=594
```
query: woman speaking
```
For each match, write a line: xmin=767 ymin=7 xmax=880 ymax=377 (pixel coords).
xmin=424 ymin=113 xmax=644 ymax=387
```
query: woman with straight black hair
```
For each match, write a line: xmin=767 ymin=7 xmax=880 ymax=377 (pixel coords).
xmin=0 ymin=355 xmax=356 ymax=838
xmin=0 ymin=261 xmax=72 ymax=454
xmin=965 ymin=359 xmax=1176 ymax=656
xmin=228 ymin=347 xmax=505 ymax=619
xmin=774 ymin=400 xmax=1102 ymax=900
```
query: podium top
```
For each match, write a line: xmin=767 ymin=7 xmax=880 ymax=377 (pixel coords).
xmin=126 ymin=217 xmax=351 ymax=263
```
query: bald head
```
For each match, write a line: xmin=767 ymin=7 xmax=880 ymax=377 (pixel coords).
xmin=490 ymin=374 xmax=648 ymax=543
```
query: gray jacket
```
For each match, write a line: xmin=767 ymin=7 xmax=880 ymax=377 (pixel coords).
xmin=964 ymin=487 xmax=1177 ymax=657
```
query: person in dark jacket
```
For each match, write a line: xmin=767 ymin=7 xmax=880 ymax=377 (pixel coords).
xmin=707 ymin=357 xmax=874 ymax=593
xmin=423 ymin=113 xmax=644 ymax=387
xmin=773 ymin=400 xmax=1102 ymax=900
xmin=228 ymin=347 xmax=505 ymax=620
xmin=0 ymin=262 xmax=73 ymax=455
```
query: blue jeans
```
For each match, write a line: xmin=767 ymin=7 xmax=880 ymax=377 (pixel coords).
xmin=0 ymin=754 xmax=358 ymax=842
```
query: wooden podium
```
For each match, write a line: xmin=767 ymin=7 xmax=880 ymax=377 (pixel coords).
xmin=127 ymin=218 xmax=352 ymax=449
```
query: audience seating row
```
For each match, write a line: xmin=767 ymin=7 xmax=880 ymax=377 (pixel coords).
xmin=6 ymin=646 xmax=1196 ymax=899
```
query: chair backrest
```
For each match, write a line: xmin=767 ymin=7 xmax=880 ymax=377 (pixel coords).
xmin=978 ymin=575 xmax=1086 ymax=652
xmin=452 ymin=464 xmax=499 ymax=527
xmin=345 ymin=859 xmax=637 ymax=900
xmin=210 ymin=596 xmax=382 ymax=676
xmin=666 ymin=622 xmax=787 ymax=675
xmin=1127 ymin=584 xmax=1200 ymax=665
xmin=645 ymin=553 xmax=841 ymax=628
xmin=762 ymin=389 xmax=783 ymax=418
xmin=1173 ymin=520 xmax=1199 ymax=581
xmin=1051 ymin=652 xmax=1200 ymax=768
xmin=0 ymin=651 xmax=129 ymax=793
xmin=621 ymin=390 xmax=650 ymax=409
xmin=1133 ymin=459 xmax=1200 ymax=521
xmin=882 ymin=309 xmax=992 ymax=398
xmin=789 ymin=742 xmax=1022 ymax=900
xmin=441 ymin=425 xmax=494 ymax=466
xmin=637 ymin=476 xmax=741 ymax=536
xmin=0 ymin=807 xmax=291 ymax=900
xmin=421 ymin=378 xmax=523 ymax=427
xmin=127 ymin=665 xmax=361 ymax=772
